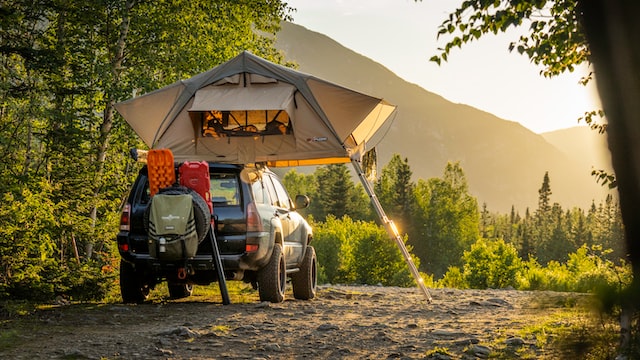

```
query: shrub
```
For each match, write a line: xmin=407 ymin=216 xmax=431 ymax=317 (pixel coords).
xmin=313 ymin=215 xmax=415 ymax=286
xmin=439 ymin=266 xmax=468 ymax=289
xmin=521 ymin=258 xmax=551 ymax=290
xmin=352 ymin=222 xmax=414 ymax=286
xmin=462 ymin=238 xmax=523 ymax=289
xmin=312 ymin=215 xmax=356 ymax=284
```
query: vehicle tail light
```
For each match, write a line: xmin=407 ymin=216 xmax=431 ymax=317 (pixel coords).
xmin=120 ymin=203 xmax=131 ymax=231
xmin=245 ymin=244 xmax=259 ymax=252
xmin=246 ymin=202 xmax=263 ymax=232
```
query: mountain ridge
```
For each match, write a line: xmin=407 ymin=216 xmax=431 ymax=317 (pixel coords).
xmin=274 ymin=22 xmax=615 ymax=212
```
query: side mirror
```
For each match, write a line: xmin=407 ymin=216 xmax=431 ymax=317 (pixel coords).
xmin=294 ymin=195 xmax=310 ymax=210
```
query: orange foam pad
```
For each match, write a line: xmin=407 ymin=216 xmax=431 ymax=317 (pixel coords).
xmin=147 ymin=149 xmax=176 ymax=196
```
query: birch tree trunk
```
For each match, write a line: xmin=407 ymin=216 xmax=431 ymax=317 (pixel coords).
xmin=86 ymin=0 xmax=135 ymax=259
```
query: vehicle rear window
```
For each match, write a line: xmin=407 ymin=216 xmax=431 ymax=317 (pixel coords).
xmin=211 ymin=173 xmax=240 ymax=206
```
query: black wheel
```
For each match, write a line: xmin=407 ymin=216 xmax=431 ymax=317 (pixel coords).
xmin=257 ymin=243 xmax=286 ymax=303
xmin=168 ymin=283 xmax=194 ymax=299
xmin=120 ymin=260 xmax=150 ymax=304
xmin=144 ymin=186 xmax=211 ymax=243
xmin=291 ymin=246 xmax=317 ymax=300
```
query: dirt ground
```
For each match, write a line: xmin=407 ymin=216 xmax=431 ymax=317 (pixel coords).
xmin=0 ymin=285 xmax=597 ymax=359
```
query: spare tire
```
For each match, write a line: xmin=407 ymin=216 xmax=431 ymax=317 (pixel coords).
xmin=144 ymin=186 xmax=211 ymax=243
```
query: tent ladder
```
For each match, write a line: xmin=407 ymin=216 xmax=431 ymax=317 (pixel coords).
xmin=351 ymin=158 xmax=432 ymax=303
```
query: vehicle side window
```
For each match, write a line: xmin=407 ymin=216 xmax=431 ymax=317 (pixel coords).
xmin=210 ymin=172 xmax=240 ymax=206
xmin=251 ymin=179 xmax=268 ymax=205
xmin=270 ymin=175 xmax=293 ymax=210
xmin=262 ymin=175 xmax=279 ymax=207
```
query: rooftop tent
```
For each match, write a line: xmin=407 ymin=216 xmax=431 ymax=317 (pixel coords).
xmin=115 ymin=51 xmax=397 ymax=165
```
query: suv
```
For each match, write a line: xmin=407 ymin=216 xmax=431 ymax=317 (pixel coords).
xmin=117 ymin=163 xmax=316 ymax=303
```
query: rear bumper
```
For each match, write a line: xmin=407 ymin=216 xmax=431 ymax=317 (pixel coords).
xmin=117 ymin=230 xmax=271 ymax=273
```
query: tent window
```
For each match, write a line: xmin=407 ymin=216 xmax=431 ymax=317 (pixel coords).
xmin=199 ymin=110 xmax=292 ymax=138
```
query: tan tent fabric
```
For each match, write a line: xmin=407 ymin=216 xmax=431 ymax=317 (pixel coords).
xmin=115 ymin=51 xmax=396 ymax=166
xmin=116 ymin=82 xmax=187 ymax=147
xmin=190 ymin=81 xmax=295 ymax=112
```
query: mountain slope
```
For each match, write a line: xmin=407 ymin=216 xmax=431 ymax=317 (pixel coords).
xmin=542 ymin=126 xmax=613 ymax=173
xmin=275 ymin=22 xmax=614 ymax=212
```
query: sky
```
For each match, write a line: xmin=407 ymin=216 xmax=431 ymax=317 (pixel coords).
xmin=285 ymin=0 xmax=602 ymax=134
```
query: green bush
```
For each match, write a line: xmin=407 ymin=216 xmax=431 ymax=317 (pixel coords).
xmin=462 ymin=238 xmax=524 ymax=289
xmin=518 ymin=246 xmax=632 ymax=293
xmin=569 ymin=246 xmax=630 ymax=293
xmin=312 ymin=215 xmax=356 ymax=284
xmin=312 ymin=215 xmax=415 ymax=286
xmin=351 ymin=222 xmax=415 ymax=286
xmin=521 ymin=258 xmax=551 ymax=290
xmin=439 ymin=266 xmax=468 ymax=288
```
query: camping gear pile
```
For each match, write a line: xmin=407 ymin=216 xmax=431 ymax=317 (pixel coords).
xmin=144 ymin=150 xmax=211 ymax=261
xmin=143 ymin=149 xmax=229 ymax=304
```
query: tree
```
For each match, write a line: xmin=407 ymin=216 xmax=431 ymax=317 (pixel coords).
xmin=537 ymin=172 xmax=553 ymax=217
xmin=534 ymin=172 xmax=555 ymax=263
xmin=311 ymin=164 xmax=372 ymax=222
xmin=518 ymin=208 xmax=535 ymax=260
xmin=0 ymin=0 xmax=292 ymax=300
xmin=282 ymin=169 xmax=316 ymax=218
xmin=375 ymin=154 xmax=415 ymax=233
xmin=480 ymin=202 xmax=491 ymax=238
xmin=430 ymin=0 xmax=640 ymax=349
xmin=412 ymin=161 xmax=479 ymax=278
xmin=543 ymin=205 xmax=575 ymax=264
xmin=588 ymin=195 xmax=626 ymax=262
xmin=463 ymin=238 xmax=524 ymax=289
xmin=431 ymin=0 xmax=588 ymax=79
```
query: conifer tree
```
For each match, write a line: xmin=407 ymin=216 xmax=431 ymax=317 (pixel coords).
xmin=534 ymin=172 xmax=554 ymax=263
xmin=375 ymin=154 xmax=414 ymax=232
xmin=312 ymin=164 xmax=354 ymax=221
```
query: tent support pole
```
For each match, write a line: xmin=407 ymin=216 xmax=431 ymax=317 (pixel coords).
xmin=351 ymin=158 xmax=432 ymax=303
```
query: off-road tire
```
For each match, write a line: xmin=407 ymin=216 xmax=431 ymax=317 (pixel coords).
xmin=120 ymin=260 xmax=150 ymax=304
xmin=168 ymin=283 xmax=194 ymax=299
xmin=291 ymin=246 xmax=317 ymax=300
xmin=257 ymin=243 xmax=286 ymax=303
xmin=144 ymin=186 xmax=211 ymax=243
